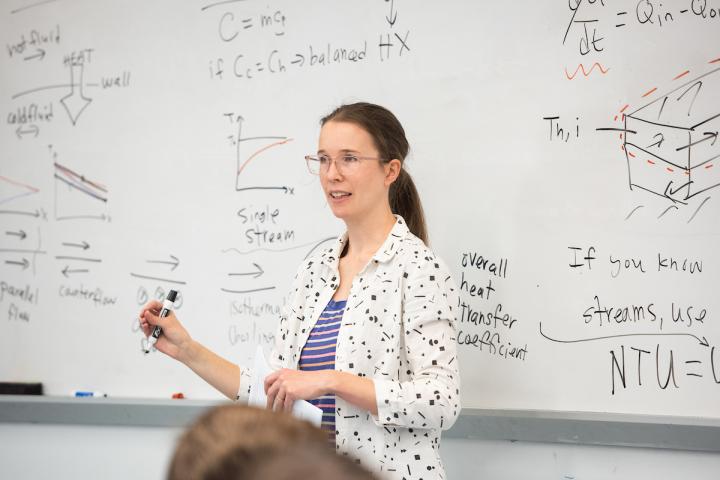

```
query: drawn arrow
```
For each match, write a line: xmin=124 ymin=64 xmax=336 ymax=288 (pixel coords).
xmin=6 ymin=258 xmax=30 ymax=270
xmin=23 ymin=48 xmax=45 ymax=61
xmin=57 ymin=214 xmax=107 ymax=221
xmin=290 ymin=54 xmax=305 ymax=66
xmin=385 ymin=0 xmax=397 ymax=26
xmin=6 ymin=230 xmax=27 ymax=240
xmin=647 ymin=132 xmax=664 ymax=149
xmin=15 ymin=124 xmax=39 ymax=139
xmin=60 ymin=64 xmax=92 ymax=125
xmin=676 ymin=131 xmax=718 ymax=151
xmin=706 ymin=131 xmax=719 ymax=146
xmin=220 ymin=286 xmax=275 ymax=294
xmin=663 ymin=180 xmax=692 ymax=203
xmin=539 ymin=322 xmax=710 ymax=347
xmin=236 ymin=186 xmax=292 ymax=193
xmin=228 ymin=263 xmax=264 ymax=279
xmin=0 ymin=209 xmax=40 ymax=217
xmin=62 ymin=241 xmax=90 ymax=250
xmin=146 ymin=255 xmax=180 ymax=271
xmin=62 ymin=266 xmax=89 ymax=277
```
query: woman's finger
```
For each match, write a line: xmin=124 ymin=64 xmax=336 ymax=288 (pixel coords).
xmin=272 ymin=387 xmax=286 ymax=412
xmin=139 ymin=319 xmax=151 ymax=337
xmin=266 ymin=381 xmax=279 ymax=410
xmin=140 ymin=300 xmax=162 ymax=319
xmin=142 ymin=309 xmax=173 ymax=328
xmin=264 ymin=371 xmax=280 ymax=394
xmin=283 ymin=392 xmax=295 ymax=413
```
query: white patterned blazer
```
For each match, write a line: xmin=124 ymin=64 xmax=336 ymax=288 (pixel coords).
xmin=238 ymin=216 xmax=461 ymax=480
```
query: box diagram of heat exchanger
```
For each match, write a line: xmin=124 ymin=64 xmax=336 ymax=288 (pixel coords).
xmin=623 ymin=68 xmax=720 ymax=204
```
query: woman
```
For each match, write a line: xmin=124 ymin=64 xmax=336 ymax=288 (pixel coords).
xmin=140 ymin=102 xmax=461 ymax=479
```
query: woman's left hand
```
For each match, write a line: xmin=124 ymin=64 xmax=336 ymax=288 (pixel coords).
xmin=264 ymin=369 xmax=335 ymax=412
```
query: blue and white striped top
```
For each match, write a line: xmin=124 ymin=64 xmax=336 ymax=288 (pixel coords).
xmin=298 ymin=298 xmax=345 ymax=443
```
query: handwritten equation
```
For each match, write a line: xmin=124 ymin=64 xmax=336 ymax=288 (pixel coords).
xmin=203 ymin=0 xmax=412 ymax=82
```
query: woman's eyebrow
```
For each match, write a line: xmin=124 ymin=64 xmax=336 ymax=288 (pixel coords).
xmin=317 ymin=148 xmax=361 ymax=154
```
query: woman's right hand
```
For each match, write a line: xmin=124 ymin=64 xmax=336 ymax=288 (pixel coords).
xmin=139 ymin=300 xmax=194 ymax=363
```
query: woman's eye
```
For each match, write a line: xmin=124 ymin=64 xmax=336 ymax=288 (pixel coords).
xmin=343 ymin=155 xmax=359 ymax=163
xmin=318 ymin=155 xmax=331 ymax=164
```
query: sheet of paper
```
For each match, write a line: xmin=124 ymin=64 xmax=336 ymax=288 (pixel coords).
xmin=248 ymin=346 xmax=323 ymax=427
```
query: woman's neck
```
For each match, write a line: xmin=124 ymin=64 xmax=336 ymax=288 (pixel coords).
xmin=343 ymin=208 xmax=397 ymax=260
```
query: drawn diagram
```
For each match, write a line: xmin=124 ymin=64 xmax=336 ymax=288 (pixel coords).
xmin=0 ymin=227 xmax=46 ymax=276
xmin=226 ymin=115 xmax=295 ymax=194
xmin=9 ymin=49 xmax=131 ymax=133
xmin=53 ymin=161 xmax=108 ymax=221
xmin=130 ymin=254 xmax=186 ymax=287
xmin=220 ymin=236 xmax=335 ymax=295
xmin=0 ymin=174 xmax=39 ymax=205
xmin=598 ymin=57 xmax=720 ymax=221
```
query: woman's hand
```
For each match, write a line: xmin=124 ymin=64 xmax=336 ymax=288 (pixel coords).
xmin=264 ymin=369 xmax=335 ymax=412
xmin=139 ymin=300 xmax=193 ymax=363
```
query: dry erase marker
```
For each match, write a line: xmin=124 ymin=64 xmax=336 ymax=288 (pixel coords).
xmin=73 ymin=391 xmax=107 ymax=397
xmin=145 ymin=289 xmax=178 ymax=354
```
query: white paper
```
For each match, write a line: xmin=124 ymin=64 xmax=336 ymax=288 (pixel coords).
xmin=248 ymin=346 xmax=323 ymax=427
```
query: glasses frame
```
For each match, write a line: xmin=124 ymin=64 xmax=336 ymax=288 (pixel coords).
xmin=304 ymin=153 xmax=385 ymax=175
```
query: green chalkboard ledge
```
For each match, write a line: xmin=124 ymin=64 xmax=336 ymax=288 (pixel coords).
xmin=1 ymin=396 xmax=719 ymax=452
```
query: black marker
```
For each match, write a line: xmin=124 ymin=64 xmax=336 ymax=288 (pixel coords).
xmin=145 ymin=290 xmax=178 ymax=354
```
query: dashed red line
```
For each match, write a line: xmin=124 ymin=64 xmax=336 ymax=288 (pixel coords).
xmin=628 ymin=152 xmax=636 ymax=158
xmin=642 ymin=87 xmax=657 ymax=97
xmin=673 ymin=70 xmax=690 ymax=80
xmin=666 ymin=167 xmax=674 ymax=172
xmin=620 ymin=104 xmax=629 ymax=113
xmin=614 ymin=115 xmax=618 ymax=121
xmin=709 ymin=57 xmax=720 ymax=64
xmin=647 ymin=159 xmax=655 ymax=165
xmin=706 ymin=164 xmax=714 ymax=169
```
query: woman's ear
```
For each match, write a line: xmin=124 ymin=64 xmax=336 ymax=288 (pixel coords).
xmin=384 ymin=159 xmax=402 ymax=186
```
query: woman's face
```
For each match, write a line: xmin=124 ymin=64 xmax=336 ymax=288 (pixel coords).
xmin=317 ymin=120 xmax=399 ymax=222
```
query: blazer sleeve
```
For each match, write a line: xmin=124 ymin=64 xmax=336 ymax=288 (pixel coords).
xmin=372 ymin=257 xmax=461 ymax=430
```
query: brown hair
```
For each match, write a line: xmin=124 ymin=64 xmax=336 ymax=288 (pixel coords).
xmin=321 ymin=102 xmax=428 ymax=244
xmin=167 ymin=405 xmax=328 ymax=480
xmin=252 ymin=445 xmax=378 ymax=480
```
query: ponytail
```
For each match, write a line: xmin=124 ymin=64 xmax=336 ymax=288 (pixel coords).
xmin=320 ymin=102 xmax=429 ymax=244
xmin=389 ymin=168 xmax=427 ymax=244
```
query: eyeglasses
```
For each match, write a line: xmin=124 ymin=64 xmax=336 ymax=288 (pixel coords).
xmin=304 ymin=153 xmax=383 ymax=175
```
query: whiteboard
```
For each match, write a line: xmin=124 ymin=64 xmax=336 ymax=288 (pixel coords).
xmin=1 ymin=0 xmax=719 ymax=419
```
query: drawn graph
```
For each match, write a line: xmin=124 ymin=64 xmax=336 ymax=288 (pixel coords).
xmin=233 ymin=116 xmax=294 ymax=194
xmin=0 ymin=174 xmax=39 ymax=205
xmin=599 ymin=57 xmax=720 ymax=221
xmin=53 ymin=162 xmax=108 ymax=220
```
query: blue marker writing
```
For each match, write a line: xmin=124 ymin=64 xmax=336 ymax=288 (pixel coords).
xmin=145 ymin=290 xmax=178 ymax=354
xmin=73 ymin=391 xmax=107 ymax=397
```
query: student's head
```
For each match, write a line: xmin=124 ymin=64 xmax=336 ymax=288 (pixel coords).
xmin=167 ymin=405 xmax=327 ymax=480
xmin=252 ymin=445 xmax=378 ymax=480
xmin=311 ymin=102 xmax=427 ymax=243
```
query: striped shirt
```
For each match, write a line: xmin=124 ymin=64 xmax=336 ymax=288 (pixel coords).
xmin=298 ymin=298 xmax=345 ymax=443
